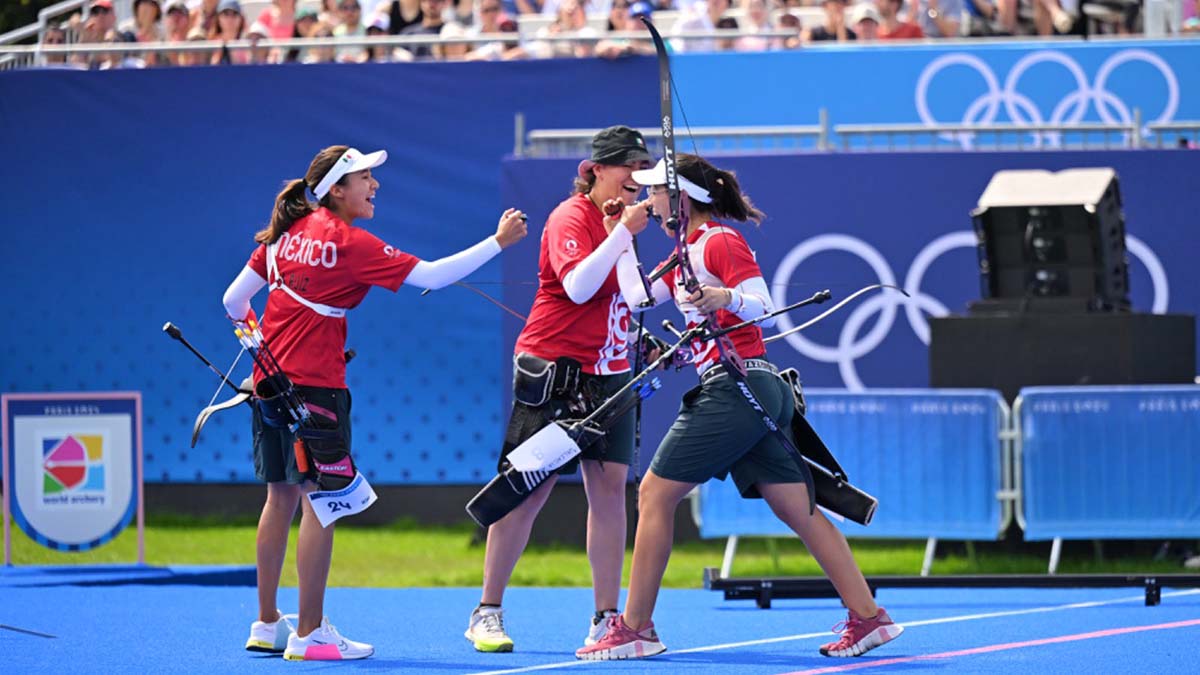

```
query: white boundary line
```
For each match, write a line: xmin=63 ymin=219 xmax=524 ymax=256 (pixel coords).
xmin=464 ymin=589 xmax=1200 ymax=675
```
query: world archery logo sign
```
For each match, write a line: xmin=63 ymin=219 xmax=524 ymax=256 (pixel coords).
xmin=915 ymin=49 xmax=1179 ymax=149
xmin=40 ymin=434 xmax=107 ymax=507
xmin=3 ymin=393 xmax=141 ymax=557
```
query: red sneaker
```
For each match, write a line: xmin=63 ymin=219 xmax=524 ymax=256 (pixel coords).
xmin=575 ymin=614 xmax=666 ymax=660
xmin=819 ymin=607 xmax=903 ymax=657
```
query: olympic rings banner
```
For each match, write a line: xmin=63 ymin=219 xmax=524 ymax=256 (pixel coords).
xmin=672 ymin=40 xmax=1200 ymax=143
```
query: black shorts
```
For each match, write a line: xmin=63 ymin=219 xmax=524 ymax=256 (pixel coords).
xmin=498 ymin=371 xmax=635 ymax=475
xmin=252 ymin=385 xmax=352 ymax=484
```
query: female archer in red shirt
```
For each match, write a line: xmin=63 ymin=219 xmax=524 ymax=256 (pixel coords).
xmin=223 ymin=144 xmax=526 ymax=661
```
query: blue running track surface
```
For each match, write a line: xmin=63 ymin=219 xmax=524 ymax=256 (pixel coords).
xmin=2 ymin=566 xmax=1197 ymax=674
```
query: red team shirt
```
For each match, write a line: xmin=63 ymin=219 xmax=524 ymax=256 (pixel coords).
xmin=515 ymin=193 xmax=632 ymax=375
xmin=659 ymin=222 xmax=767 ymax=375
xmin=247 ymin=207 xmax=419 ymax=388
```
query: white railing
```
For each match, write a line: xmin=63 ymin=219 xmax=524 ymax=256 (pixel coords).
xmin=518 ymin=114 xmax=1200 ymax=154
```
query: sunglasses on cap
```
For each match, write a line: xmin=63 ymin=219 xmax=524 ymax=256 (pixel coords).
xmin=90 ymin=6 xmax=112 ymax=13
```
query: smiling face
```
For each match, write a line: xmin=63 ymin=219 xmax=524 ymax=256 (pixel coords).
xmin=645 ymin=185 xmax=674 ymax=236
xmin=593 ymin=161 xmax=650 ymax=206
xmin=329 ymin=169 xmax=379 ymax=222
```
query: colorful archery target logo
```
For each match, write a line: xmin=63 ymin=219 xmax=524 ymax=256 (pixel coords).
xmin=5 ymin=395 xmax=140 ymax=553
xmin=41 ymin=434 xmax=106 ymax=505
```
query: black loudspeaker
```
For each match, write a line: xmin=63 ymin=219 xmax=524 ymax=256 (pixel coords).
xmin=970 ymin=168 xmax=1130 ymax=313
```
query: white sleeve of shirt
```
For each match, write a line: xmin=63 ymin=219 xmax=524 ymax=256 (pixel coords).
xmin=724 ymin=276 xmax=776 ymax=327
xmin=403 ymin=236 xmax=502 ymax=290
xmin=222 ymin=265 xmax=267 ymax=319
xmin=616 ymin=248 xmax=671 ymax=312
xmin=561 ymin=224 xmax=634 ymax=304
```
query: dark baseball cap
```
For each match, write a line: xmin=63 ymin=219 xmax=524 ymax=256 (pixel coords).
xmin=577 ymin=125 xmax=653 ymax=177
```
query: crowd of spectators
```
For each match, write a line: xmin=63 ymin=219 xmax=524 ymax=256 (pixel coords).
xmin=36 ymin=0 xmax=1200 ymax=68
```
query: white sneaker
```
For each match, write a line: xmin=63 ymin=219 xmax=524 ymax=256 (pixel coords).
xmin=283 ymin=617 xmax=373 ymax=661
xmin=584 ymin=609 xmax=618 ymax=646
xmin=464 ymin=606 xmax=514 ymax=653
xmin=245 ymin=612 xmax=294 ymax=653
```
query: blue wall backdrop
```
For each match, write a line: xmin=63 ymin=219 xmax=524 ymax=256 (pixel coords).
xmin=0 ymin=59 xmax=659 ymax=485
xmin=671 ymin=40 xmax=1200 ymax=135
xmin=2 ymin=39 xmax=1197 ymax=485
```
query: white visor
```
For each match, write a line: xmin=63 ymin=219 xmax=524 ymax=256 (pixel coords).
xmin=630 ymin=158 xmax=712 ymax=204
xmin=313 ymin=147 xmax=388 ymax=200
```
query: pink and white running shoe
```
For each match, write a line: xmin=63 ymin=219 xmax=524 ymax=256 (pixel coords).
xmin=819 ymin=607 xmax=903 ymax=657
xmin=283 ymin=617 xmax=373 ymax=661
xmin=575 ymin=614 xmax=666 ymax=661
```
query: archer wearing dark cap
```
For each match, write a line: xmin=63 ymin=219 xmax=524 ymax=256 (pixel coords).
xmin=577 ymin=125 xmax=653 ymax=177
xmin=466 ymin=125 xmax=655 ymax=654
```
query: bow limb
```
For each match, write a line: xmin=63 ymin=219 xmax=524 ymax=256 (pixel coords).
xmin=641 ymin=16 xmax=747 ymax=375
xmin=763 ymin=283 xmax=909 ymax=345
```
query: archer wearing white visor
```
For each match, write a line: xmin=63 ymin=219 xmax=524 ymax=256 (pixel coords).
xmin=222 ymin=145 xmax=527 ymax=661
xmin=578 ymin=154 xmax=903 ymax=661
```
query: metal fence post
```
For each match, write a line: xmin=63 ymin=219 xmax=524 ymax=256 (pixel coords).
xmin=818 ymin=107 xmax=830 ymax=152
xmin=513 ymin=112 xmax=525 ymax=158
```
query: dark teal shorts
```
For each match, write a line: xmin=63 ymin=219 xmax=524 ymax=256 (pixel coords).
xmin=649 ymin=367 xmax=806 ymax=498
xmin=252 ymin=385 xmax=352 ymax=485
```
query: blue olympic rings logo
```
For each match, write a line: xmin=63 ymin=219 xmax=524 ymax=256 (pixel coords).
xmin=916 ymin=49 xmax=1179 ymax=148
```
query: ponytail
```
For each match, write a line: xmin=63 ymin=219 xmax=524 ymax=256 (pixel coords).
xmin=255 ymin=178 xmax=312 ymax=244
xmin=678 ymin=155 xmax=766 ymax=226
xmin=252 ymin=145 xmax=349 ymax=245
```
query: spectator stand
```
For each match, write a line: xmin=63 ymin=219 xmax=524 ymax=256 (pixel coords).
xmin=513 ymin=6 xmax=825 ymax=40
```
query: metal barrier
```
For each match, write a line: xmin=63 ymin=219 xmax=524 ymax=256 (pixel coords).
xmin=691 ymin=389 xmax=1013 ymax=577
xmin=520 ymin=114 xmax=831 ymax=157
xmin=1015 ymin=385 xmax=1200 ymax=573
xmin=700 ymin=384 xmax=1200 ymax=608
